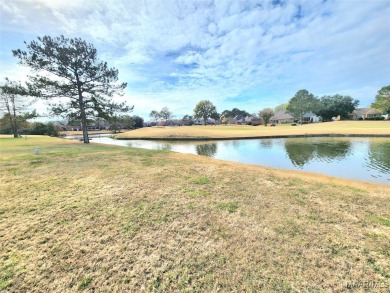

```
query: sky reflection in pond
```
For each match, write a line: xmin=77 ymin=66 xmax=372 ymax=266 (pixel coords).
xmin=91 ymin=136 xmax=390 ymax=184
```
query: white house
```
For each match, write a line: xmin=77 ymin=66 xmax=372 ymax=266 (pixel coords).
xmin=303 ymin=112 xmax=321 ymax=123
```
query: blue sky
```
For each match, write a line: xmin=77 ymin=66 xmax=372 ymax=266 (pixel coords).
xmin=1 ymin=0 xmax=389 ymax=120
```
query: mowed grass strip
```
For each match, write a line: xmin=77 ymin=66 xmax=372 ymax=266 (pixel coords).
xmin=0 ymin=136 xmax=389 ymax=291
xmin=116 ymin=121 xmax=390 ymax=139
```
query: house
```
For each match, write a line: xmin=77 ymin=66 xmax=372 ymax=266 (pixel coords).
xmin=226 ymin=117 xmax=237 ymax=124
xmin=245 ymin=115 xmax=262 ymax=125
xmin=233 ymin=115 xmax=246 ymax=124
xmin=270 ymin=111 xmax=294 ymax=124
xmin=349 ymin=108 xmax=382 ymax=120
xmin=302 ymin=112 xmax=321 ymax=123
xmin=158 ymin=119 xmax=183 ymax=126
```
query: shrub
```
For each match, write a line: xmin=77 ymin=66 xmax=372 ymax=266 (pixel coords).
xmin=30 ymin=122 xmax=61 ymax=136
xmin=365 ymin=117 xmax=385 ymax=120
xmin=0 ymin=126 xmax=13 ymax=134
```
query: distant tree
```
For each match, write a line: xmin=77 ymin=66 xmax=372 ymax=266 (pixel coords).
xmin=119 ymin=115 xmax=134 ymax=129
xmin=0 ymin=113 xmax=32 ymax=134
xmin=182 ymin=115 xmax=194 ymax=126
xmin=221 ymin=108 xmax=250 ymax=118
xmin=274 ymin=103 xmax=288 ymax=113
xmin=0 ymin=78 xmax=36 ymax=137
xmin=149 ymin=110 xmax=160 ymax=125
xmin=13 ymin=35 xmax=130 ymax=143
xmin=259 ymin=108 xmax=274 ymax=126
xmin=160 ymin=107 xmax=173 ymax=124
xmin=109 ymin=122 xmax=121 ymax=133
xmin=94 ymin=117 xmax=106 ymax=130
xmin=221 ymin=110 xmax=232 ymax=117
xmin=287 ymin=90 xmax=320 ymax=124
xmin=194 ymin=100 xmax=217 ymax=126
xmin=210 ymin=111 xmax=221 ymax=123
xmin=317 ymin=94 xmax=359 ymax=121
xmin=371 ymin=85 xmax=390 ymax=114
xmin=132 ymin=115 xmax=144 ymax=129
xmin=107 ymin=101 xmax=133 ymax=133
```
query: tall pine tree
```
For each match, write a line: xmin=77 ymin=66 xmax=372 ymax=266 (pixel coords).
xmin=13 ymin=35 xmax=129 ymax=143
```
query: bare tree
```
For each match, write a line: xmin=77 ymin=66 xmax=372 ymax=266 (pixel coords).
xmin=0 ymin=78 xmax=35 ymax=137
xmin=149 ymin=110 xmax=160 ymax=125
xmin=259 ymin=108 xmax=274 ymax=127
xmin=160 ymin=107 xmax=173 ymax=124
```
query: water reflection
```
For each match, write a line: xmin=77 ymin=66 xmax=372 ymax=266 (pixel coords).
xmin=285 ymin=139 xmax=351 ymax=167
xmin=259 ymin=139 xmax=273 ymax=149
xmin=232 ymin=140 xmax=241 ymax=149
xmin=159 ymin=144 xmax=172 ymax=151
xmin=196 ymin=143 xmax=217 ymax=157
xmin=284 ymin=142 xmax=316 ymax=167
xmin=90 ymin=136 xmax=390 ymax=184
xmin=368 ymin=140 xmax=390 ymax=173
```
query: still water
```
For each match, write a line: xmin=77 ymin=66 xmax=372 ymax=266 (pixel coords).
xmin=90 ymin=136 xmax=390 ymax=184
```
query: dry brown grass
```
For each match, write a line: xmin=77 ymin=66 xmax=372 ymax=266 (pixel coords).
xmin=1 ymin=136 xmax=389 ymax=292
xmin=116 ymin=121 xmax=390 ymax=140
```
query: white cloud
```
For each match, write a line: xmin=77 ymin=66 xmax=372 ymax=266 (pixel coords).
xmin=1 ymin=0 xmax=389 ymax=117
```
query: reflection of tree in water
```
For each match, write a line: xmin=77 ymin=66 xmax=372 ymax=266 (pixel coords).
xmin=368 ymin=140 xmax=390 ymax=172
xmin=232 ymin=141 xmax=241 ymax=149
xmin=315 ymin=140 xmax=351 ymax=161
xmin=259 ymin=139 xmax=273 ymax=149
xmin=285 ymin=139 xmax=351 ymax=167
xmin=284 ymin=141 xmax=316 ymax=167
xmin=196 ymin=143 xmax=217 ymax=157
xmin=159 ymin=143 xmax=172 ymax=151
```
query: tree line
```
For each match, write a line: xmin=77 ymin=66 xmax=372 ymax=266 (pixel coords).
xmin=259 ymin=87 xmax=389 ymax=126
xmin=149 ymin=103 xmax=254 ymax=126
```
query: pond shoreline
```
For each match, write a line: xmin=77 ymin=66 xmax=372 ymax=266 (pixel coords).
xmin=115 ymin=133 xmax=390 ymax=141
xmin=92 ymin=136 xmax=390 ymax=184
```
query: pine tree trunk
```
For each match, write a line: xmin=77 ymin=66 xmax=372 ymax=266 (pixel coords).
xmin=9 ymin=117 xmax=18 ymax=138
xmin=11 ymin=103 xmax=18 ymax=138
xmin=77 ymin=83 xmax=89 ymax=143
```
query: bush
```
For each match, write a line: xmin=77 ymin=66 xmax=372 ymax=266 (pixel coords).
xmin=18 ymin=128 xmax=32 ymax=135
xmin=365 ymin=117 xmax=385 ymax=121
xmin=0 ymin=126 xmax=13 ymax=134
xmin=30 ymin=122 xmax=61 ymax=136
xmin=46 ymin=123 xmax=60 ymax=136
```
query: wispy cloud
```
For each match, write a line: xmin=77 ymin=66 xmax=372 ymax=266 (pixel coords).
xmin=1 ymin=0 xmax=389 ymax=118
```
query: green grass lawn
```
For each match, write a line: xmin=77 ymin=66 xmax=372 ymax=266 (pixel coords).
xmin=1 ymin=136 xmax=389 ymax=291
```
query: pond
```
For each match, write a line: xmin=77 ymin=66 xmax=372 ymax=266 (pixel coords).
xmin=86 ymin=135 xmax=390 ymax=184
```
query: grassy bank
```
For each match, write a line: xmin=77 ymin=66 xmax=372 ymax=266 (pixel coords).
xmin=1 ymin=136 xmax=389 ymax=291
xmin=116 ymin=121 xmax=390 ymax=140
